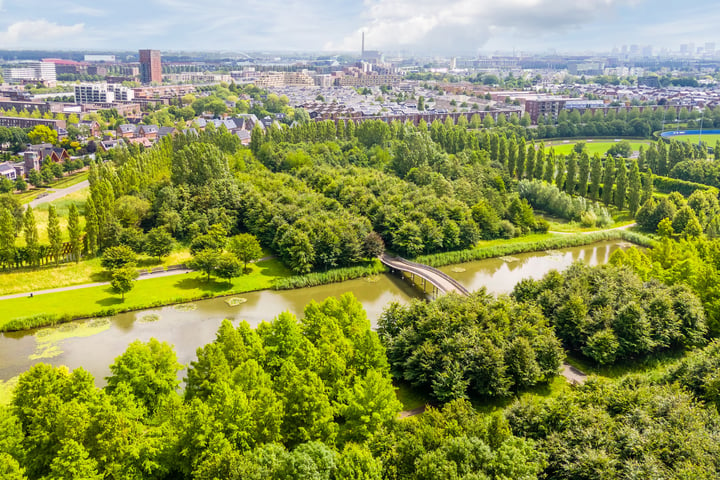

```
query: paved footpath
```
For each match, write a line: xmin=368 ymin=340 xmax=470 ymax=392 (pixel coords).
xmin=0 ymin=268 xmax=193 ymax=300
xmin=0 ymin=256 xmax=276 ymax=301
xmin=26 ymin=180 xmax=90 ymax=209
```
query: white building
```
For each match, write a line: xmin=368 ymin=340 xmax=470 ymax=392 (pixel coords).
xmin=5 ymin=62 xmax=57 ymax=83
xmin=84 ymin=54 xmax=116 ymax=62
xmin=74 ymin=83 xmax=134 ymax=104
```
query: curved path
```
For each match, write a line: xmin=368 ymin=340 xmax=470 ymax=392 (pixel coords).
xmin=379 ymin=253 xmax=469 ymax=296
xmin=549 ymin=222 xmax=636 ymax=235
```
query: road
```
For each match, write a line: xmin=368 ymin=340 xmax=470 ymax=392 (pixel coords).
xmin=27 ymin=180 xmax=90 ymax=209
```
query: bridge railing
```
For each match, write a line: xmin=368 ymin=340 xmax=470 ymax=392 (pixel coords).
xmin=380 ymin=254 xmax=470 ymax=296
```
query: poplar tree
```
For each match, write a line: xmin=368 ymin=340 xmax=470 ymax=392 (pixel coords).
xmin=85 ymin=197 xmax=99 ymax=255
xmin=489 ymin=133 xmax=499 ymax=162
xmin=68 ymin=203 xmax=82 ymax=263
xmin=578 ymin=152 xmax=590 ymax=197
xmin=555 ymin=157 xmax=566 ymax=191
xmin=543 ymin=150 xmax=555 ymax=184
xmin=602 ymin=157 xmax=615 ymax=206
xmin=641 ymin=168 xmax=654 ymax=204
xmin=498 ymin=135 xmax=508 ymax=168
xmin=24 ymin=206 xmax=39 ymax=266
xmin=565 ymin=154 xmax=578 ymax=195
xmin=628 ymin=159 xmax=642 ymax=216
xmin=507 ymin=136 xmax=518 ymax=176
xmin=525 ymin=143 xmax=536 ymax=180
xmin=47 ymin=204 xmax=62 ymax=265
xmin=615 ymin=159 xmax=627 ymax=210
xmin=515 ymin=137 xmax=525 ymax=178
xmin=590 ymin=153 xmax=603 ymax=201
xmin=0 ymin=208 xmax=14 ymax=268
xmin=534 ymin=142 xmax=545 ymax=180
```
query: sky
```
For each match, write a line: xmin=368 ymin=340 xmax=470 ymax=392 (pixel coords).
xmin=0 ymin=0 xmax=719 ymax=55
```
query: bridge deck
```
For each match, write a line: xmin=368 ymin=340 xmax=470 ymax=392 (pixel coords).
xmin=380 ymin=254 xmax=470 ymax=297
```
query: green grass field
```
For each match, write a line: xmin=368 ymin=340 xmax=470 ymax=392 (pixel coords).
xmin=665 ymin=133 xmax=720 ymax=146
xmin=545 ymin=140 xmax=652 ymax=156
xmin=0 ymin=258 xmax=291 ymax=330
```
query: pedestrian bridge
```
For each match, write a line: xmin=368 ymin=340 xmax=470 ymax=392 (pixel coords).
xmin=379 ymin=253 xmax=470 ymax=297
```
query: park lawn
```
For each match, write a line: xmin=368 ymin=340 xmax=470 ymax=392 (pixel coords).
xmin=547 ymin=140 xmax=652 ymax=156
xmin=0 ymin=258 xmax=292 ymax=330
xmin=475 ymin=232 xmax=561 ymax=249
xmin=46 ymin=171 xmax=88 ymax=189
xmin=0 ymin=247 xmax=193 ymax=295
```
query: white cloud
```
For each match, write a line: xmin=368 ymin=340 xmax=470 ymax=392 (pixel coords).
xmin=325 ymin=0 xmax=644 ymax=53
xmin=0 ymin=20 xmax=84 ymax=46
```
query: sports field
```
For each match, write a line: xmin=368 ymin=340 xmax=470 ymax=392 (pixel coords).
xmin=661 ymin=129 xmax=720 ymax=146
xmin=544 ymin=140 xmax=653 ymax=156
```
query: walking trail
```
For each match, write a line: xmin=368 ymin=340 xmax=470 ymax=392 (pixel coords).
xmin=26 ymin=180 xmax=90 ymax=209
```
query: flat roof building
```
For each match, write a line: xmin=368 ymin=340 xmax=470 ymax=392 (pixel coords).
xmin=139 ymin=49 xmax=162 ymax=84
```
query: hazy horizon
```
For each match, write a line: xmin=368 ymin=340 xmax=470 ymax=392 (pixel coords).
xmin=0 ymin=0 xmax=719 ymax=56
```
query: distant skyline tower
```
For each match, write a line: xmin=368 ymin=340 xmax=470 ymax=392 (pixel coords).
xmin=361 ymin=31 xmax=365 ymax=56
xmin=139 ymin=49 xmax=162 ymax=84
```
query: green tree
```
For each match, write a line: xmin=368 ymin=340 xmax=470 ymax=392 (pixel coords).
xmin=46 ymin=440 xmax=102 ymax=480
xmin=27 ymin=124 xmax=58 ymax=145
xmin=67 ymin=204 xmax=82 ymax=263
xmin=47 ymin=204 xmax=62 ymax=265
xmin=602 ymin=157 xmax=615 ymax=206
xmin=628 ymin=159 xmax=642 ymax=215
xmin=101 ymin=245 xmax=137 ymax=270
xmin=577 ymin=152 xmax=590 ymax=197
xmin=565 ymin=155 xmax=577 ymax=195
xmin=534 ymin=143 xmax=545 ymax=180
xmin=641 ymin=168 xmax=654 ymax=204
xmin=188 ymin=248 xmax=221 ymax=281
xmin=525 ymin=142 xmax=536 ymax=180
xmin=110 ymin=265 xmax=138 ymax=300
xmin=589 ymin=154 xmax=603 ymax=201
xmin=105 ymin=338 xmax=181 ymax=412
xmin=227 ymin=233 xmax=263 ymax=272
xmin=554 ymin=157 xmax=566 ymax=191
xmin=14 ymin=176 xmax=27 ymax=192
xmin=215 ymin=253 xmax=243 ymax=282
xmin=144 ymin=227 xmax=174 ymax=262
xmin=514 ymin=137 xmax=525 ymax=178
xmin=543 ymin=150 xmax=555 ymax=184
xmin=276 ymin=360 xmax=337 ymax=447
xmin=0 ymin=208 xmax=15 ymax=268
xmin=23 ymin=206 xmax=39 ymax=266
xmin=27 ymin=168 xmax=42 ymax=188
xmin=84 ymin=197 xmax=99 ymax=255
xmin=615 ymin=159 xmax=627 ymax=210
xmin=340 ymin=370 xmax=402 ymax=443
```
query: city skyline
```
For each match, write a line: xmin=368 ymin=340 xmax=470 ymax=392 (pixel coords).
xmin=0 ymin=0 xmax=719 ymax=55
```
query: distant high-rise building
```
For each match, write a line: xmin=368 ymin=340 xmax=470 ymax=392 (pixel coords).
xmin=5 ymin=61 xmax=56 ymax=83
xmin=139 ymin=49 xmax=162 ymax=84
xmin=705 ymin=42 xmax=716 ymax=55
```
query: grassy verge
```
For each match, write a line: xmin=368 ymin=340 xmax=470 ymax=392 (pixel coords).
xmin=272 ymin=259 xmax=386 ymax=290
xmin=416 ymin=229 xmax=655 ymax=268
xmin=0 ymin=258 xmax=291 ymax=332
xmin=46 ymin=171 xmax=89 ymax=189
xmin=0 ymin=248 xmax=192 ymax=296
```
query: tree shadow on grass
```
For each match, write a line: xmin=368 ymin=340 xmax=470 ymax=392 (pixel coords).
xmin=90 ymin=271 xmax=111 ymax=283
xmin=174 ymin=276 xmax=232 ymax=293
xmin=96 ymin=296 xmax=123 ymax=307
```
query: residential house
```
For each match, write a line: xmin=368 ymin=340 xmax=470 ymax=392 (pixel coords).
xmin=137 ymin=124 xmax=159 ymax=141
xmin=77 ymin=120 xmax=101 ymax=138
xmin=27 ymin=143 xmax=70 ymax=163
xmin=158 ymin=126 xmax=176 ymax=139
xmin=98 ymin=139 xmax=124 ymax=153
xmin=0 ymin=162 xmax=16 ymax=180
xmin=117 ymin=124 xmax=137 ymax=139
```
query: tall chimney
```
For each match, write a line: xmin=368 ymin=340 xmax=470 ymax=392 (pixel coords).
xmin=362 ymin=31 xmax=365 ymax=57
